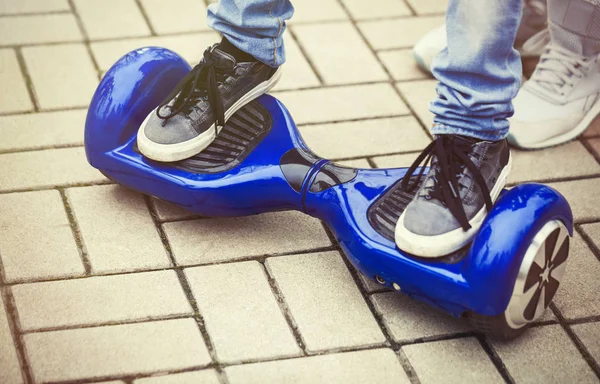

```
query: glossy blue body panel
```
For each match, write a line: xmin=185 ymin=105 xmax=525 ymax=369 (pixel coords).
xmin=86 ymin=47 xmax=574 ymax=318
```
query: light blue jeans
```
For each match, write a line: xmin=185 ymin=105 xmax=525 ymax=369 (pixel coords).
xmin=207 ymin=0 xmax=600 ymax=141
xmin=430 ymin=0 xmax=524 ymax=140
xmin=207 ymin=0 xmax=523 ymax=140
xmin=207 ymin=0 xmax=293 ymax=67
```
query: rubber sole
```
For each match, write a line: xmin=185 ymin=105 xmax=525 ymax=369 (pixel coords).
xmin=137 ymin=67 xmax=283 ymax=162
xmin=394 ymin=154 xmax=513 ymax=258
xmin=508 ymin=98 xmax=600 ymax=150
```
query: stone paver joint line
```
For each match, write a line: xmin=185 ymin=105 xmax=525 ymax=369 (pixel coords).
xmin=550 ymin=303 xmax=600 ymax=379
xmin=144 ymin=197 xmax=224 ymax=378
xmin=59 ymin=189 xmax=93 ymax=275
xmin=0 ymin=284 xmax=34 ymax=384
xmin=260 ymin=261 xmax=309 ymax=354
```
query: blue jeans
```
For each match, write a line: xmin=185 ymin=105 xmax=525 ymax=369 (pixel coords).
xmin=207 ymin=0 xmax=522 ymax=140
xmin=430 ymin=0 xmax=524 ymax=141
xmin=207 ymin=0 xmax=293 ymax=67
xmin=206 ymin=0 xmax=600 ymax=141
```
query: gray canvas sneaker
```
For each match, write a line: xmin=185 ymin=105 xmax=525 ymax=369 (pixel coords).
xmin=395 ymin=135 xmax=512 ymax=258
xmin=137 ymin=44 xmax=282 ymax=162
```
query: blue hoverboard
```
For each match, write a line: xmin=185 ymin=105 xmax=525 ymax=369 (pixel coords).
xmin=85 ymin=47 xmax=573 ymax=340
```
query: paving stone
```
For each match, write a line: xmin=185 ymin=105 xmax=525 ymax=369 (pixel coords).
xmin=0 ymin=147 xmax=105 ymax=191
xmin=553 ymin=234 xmax=600 ymax=320
xmin=372 ymin=153 xmax=421 ymax=168
xmin=292 ymin=22 xmax=387 ymax=85
xmin=150 ymin=198 xmax=199 ymax=222
xmin=587 ymin=137 xmax=600 ymax=156
xmin=23 ymin=44 xmax=98 ymax=110
xmin=275 ymin=84 xmax=409 ymax=125
xmin=396 ymin=80 xmax=437 ymax=127
xmin=266 ymin=251 xmax=386 ymax=352
xmin=299 ymin=117 xmax=429 ymax=160
xmin=342 ymin=0 xmax=411 ymax=19
xmin=538 ymin=308 xmax=559 ymax=322
xmin=572 ymin=322 xmax=600 ymax=364
xmin=372 ymin=292 xmax=469 ymax=341
xmin=405 ymin=0 xmax=448 ymax=15
xmin=74 ymin=0 xmax=150 ymax=39
xmin=13 ymin=271 xmax=191 ymax=331
xmin=0 ymin=294 xmax=24 ymax=384
xmin=273 ymin=35 xmax=320 ymax=91
xmin=0 ymin=109 xmax=86 ymax=152
xmin=225 ymin=348 xmax=410 ymax=384
xmin=509 ymin=141 xmax=600 ymax=184
xmin=336 ymin=158 xmax=372 ymax=169
xmin=492 ymin=324 xmax=597 ymax=383
xmin=0 ymin=14 xmax=81 ymax=45
xmin=135 ymin=370 xmax=220 ymax=384
xmin=291 ymin=0 xmax=347 ymax=23
xmin=91 ymin=32 xmax=219 ymax=72
xmin=547 ymin=178 xmax=600 ymax=221
xmin=165 ymin=211 xmax=332 ymax=266
xmin=139 ymin=0 xmax=210 ymax=34
xmin=0 ymin=49 xmax=32 ymax=114
xmin=378 ymin=49 xmax=429 ymax=81
xmin=583 ymin=117 xmax=600 ymax=137
xmin=0 ymin=0 xmax=69 ymax=14
xmin=581 ymin=222 xmax=600 ymax=249
xmin=25 ymin=319 xmax=211 ymax=382
xmin=186 ymin=261 xmax=301 ymax=363
xmin=68 ymin=185 xmax=171 ymax=273
xmin=403 ymin=337 xmax=503 ymax=384
xmin=0 ymin=191 xmax=84 ymax=282
xmin=358 ymin=16 xmax=445 ymax=50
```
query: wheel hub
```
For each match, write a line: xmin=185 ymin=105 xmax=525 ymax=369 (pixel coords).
xmin=505 ymin=220 xmax=570 ymax=329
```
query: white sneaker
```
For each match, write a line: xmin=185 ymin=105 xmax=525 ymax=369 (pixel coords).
xmin=413 ymin=0 xmax=547 ymax=74
xmin=508 ymin=45 xmax=600 ymax=149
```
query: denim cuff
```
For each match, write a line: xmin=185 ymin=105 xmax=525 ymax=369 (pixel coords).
xmin=431 ymin=123 xmax=508 ymax=141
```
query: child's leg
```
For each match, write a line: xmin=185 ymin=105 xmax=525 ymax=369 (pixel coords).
xmin=412 ymin=1 xmax=545 ymax=76
xmin=208 ymin=0 xmax=294 ymax=67
xmin=430 ymin=0 xmax=524 ymax=141
xmin=396 ymin=0 xmax=522 ymax=257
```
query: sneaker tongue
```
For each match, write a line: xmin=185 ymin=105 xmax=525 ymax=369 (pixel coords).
xmin=209 ymin=48 xmax=237 ymax=68
xmin=453 ymin=135 xmax=481 ymax=145
xmin=434 ymin=134 xmax=481 ymax=145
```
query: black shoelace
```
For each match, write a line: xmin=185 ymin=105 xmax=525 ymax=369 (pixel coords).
xmin=156 ymin=47 xmax=233 ymax=131
xmin=401 ymin=136 xmax=493 ymax=230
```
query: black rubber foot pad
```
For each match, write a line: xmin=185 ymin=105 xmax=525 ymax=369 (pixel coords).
xmin=136 ymin=100 xmax=272 ymax=173
xmin=368 ymin=178 xmax=420 ymax=242
xmin=368 ymin=177 xmax=468 ymax=264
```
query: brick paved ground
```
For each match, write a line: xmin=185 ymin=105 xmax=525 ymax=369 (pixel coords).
xmin=1 ymin=0 xmax=600 ymax=383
